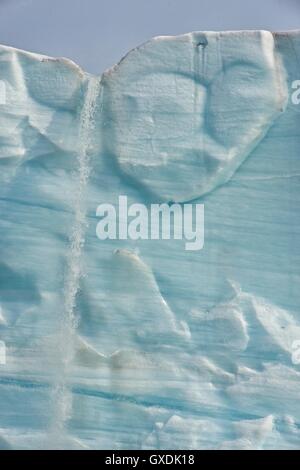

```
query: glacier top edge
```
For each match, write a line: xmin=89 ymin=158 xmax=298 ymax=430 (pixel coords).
xmin=0 ymin=29 xmax=299 ymax=77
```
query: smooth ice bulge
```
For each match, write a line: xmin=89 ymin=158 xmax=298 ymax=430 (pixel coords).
xmin=0 ymin=31 xmax=300 ymax=450
xmin=101 ymin=31 xmax=287 ymax=202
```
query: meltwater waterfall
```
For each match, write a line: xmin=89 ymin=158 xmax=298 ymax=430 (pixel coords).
xmin=50 ymin=76 xmax=100 ymax=448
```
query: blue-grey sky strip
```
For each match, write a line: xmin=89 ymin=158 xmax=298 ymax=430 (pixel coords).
xmin=0 ymin=0 xmax=299 ymax=74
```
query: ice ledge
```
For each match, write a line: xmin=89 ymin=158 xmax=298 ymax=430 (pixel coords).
xmin=0 ymin=30 xmax=293 ymax=201
xmin=101 ymin=30 xmax=289 ymax=202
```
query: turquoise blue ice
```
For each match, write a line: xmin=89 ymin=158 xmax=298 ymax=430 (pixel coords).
xmin=0 ymin=30 xmax=300 ymax=449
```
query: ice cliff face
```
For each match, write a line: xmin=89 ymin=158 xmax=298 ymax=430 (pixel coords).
xmin=0 ymin=30 xmax=300 ymax=449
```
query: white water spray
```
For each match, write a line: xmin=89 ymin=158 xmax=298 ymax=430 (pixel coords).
xmin=49 ymin=75 xmax=101 ymax=447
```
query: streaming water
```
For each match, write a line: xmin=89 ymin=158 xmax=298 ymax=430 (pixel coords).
xmin=49 ymin=74 xmax=101 ymax=448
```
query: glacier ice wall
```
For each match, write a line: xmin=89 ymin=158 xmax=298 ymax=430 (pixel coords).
xmin=0 ymin=30 xmax=300 ymax=449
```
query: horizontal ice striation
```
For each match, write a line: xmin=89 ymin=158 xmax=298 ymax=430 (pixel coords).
xmin=0 ymin=31 xmax=300 ymax=449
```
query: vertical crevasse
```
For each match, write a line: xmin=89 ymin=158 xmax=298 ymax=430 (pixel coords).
xmin=49 ymin=74 xmax=101 ymax=448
